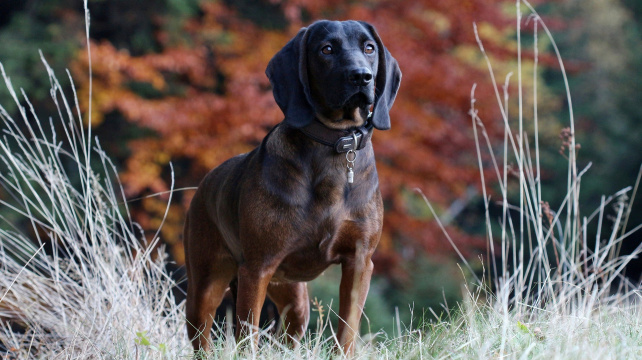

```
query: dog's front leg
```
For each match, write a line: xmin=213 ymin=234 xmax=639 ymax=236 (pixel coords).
xmin=337 ymin=244 xmax=374 ymax=356
xmin=235 ymin=264 xmax=275 ymax=345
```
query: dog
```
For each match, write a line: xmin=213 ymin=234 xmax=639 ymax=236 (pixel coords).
xmin=184 ymin=19 xmax=401 ymax=354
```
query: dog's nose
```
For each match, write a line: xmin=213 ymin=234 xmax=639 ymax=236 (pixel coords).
xmin=348 ymin=68 xmax=373 ymax=86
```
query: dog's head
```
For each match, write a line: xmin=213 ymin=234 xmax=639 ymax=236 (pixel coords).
xmin=266 ymin=20 xmax=402 ymax=130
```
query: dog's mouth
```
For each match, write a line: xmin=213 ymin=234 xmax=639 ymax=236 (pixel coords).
xmin=316 ymin=91 xmax=373 ymax=129
xmin=342 ymin=92 xmax=373 ymax=121
xmin=343 ymin=91 xmax=373 ymax=109
xmin=340 ymin=92 xmax=373 ymax=117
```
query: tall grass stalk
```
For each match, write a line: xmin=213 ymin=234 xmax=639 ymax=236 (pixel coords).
xmin=1 ymin=0 xmax=641 ymax=358
xmin=462 ymin=1 xmax=642 ymax=357
xmin=419 ymin=0 xmax=642 ymax=357
xmin=0 ymin=1 xmax=188 ymax=358
xmin=0 ymin=52 xmax=191 ymax=359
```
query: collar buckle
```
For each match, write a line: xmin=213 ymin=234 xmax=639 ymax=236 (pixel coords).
xmin=334 ymin=126 xmax=369 ymax=153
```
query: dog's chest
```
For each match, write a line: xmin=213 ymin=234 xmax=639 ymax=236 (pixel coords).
xmin=271 ymin=182 xmax=377 ymax=282
xmin=255 ymin=140 xmax=380 ymax=282
xmin=272 ymin=218 xmax=364 ymax=282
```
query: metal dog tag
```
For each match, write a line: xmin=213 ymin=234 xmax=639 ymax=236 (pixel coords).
xmin=345 ymin=132 xmax=358 ymax=184
xmin=346 ymin=149 xmax=356 ymax=184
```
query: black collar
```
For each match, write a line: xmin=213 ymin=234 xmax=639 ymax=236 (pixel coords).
xmin=298 ymin=119 xmax=374 ymax=153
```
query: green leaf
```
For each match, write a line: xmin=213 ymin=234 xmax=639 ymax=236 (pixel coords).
xmin=135 ymin=331 xmax=151 ymax=346
xmin=517 ymin=321 xmax=530 ymax=334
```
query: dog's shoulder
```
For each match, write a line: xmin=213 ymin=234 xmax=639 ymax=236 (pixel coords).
xmin=261 ymin=122 xmax=306 ymax=158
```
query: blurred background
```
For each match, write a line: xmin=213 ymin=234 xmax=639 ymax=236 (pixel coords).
xmin=0 ymin=0 xmax=640 ymax=334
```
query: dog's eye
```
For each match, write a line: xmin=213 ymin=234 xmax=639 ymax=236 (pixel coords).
xmin=364 ymin=44 xmax=375 ymax=55
xmin=321 ymin=45 xmax=333 ymax=55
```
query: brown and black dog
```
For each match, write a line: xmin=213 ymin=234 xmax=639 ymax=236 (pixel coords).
xmin=184 ymin=20 xmax=401 ymax=354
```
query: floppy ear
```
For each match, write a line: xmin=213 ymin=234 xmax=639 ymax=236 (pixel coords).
xmin=265 ymin=28 xmax=315 ymax=128
xmin=360 ymin=22 xmax=402 ymax=130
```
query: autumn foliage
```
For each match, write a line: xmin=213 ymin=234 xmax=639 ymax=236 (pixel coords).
xmin=73 ymin=0 xmax=518 ymax=273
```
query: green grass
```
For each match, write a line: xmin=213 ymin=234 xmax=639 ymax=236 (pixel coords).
xmin=1 ymin=0 xmax=641 ymax=358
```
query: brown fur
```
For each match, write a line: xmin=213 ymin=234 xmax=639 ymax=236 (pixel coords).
xmin=184 ymin=19 xmax=401 ymax=355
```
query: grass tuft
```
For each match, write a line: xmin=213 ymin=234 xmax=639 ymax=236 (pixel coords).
xmin=0 ymin=53 xmax=190 ymax=358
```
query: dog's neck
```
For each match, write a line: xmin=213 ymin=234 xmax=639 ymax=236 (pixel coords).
xmin=267 ymin=120 xmax=378 ymax=188
xmin=298 ymin=118 xmax=374 ymax=154
xmin=315 ymin=107 xmax=367 ymax=130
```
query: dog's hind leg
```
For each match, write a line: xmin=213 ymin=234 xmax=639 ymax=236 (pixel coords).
xmin=267 ymin=282 xmax=310 ymax=344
